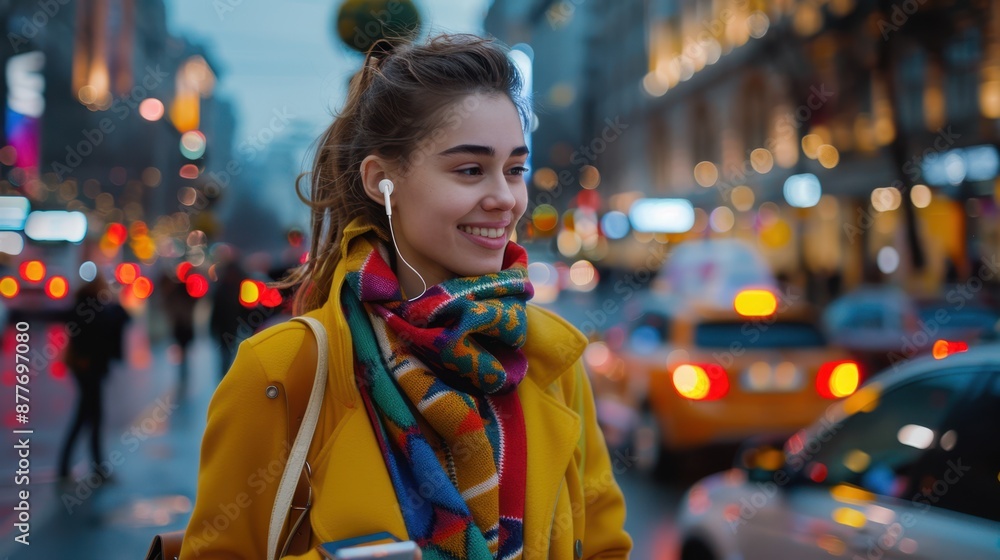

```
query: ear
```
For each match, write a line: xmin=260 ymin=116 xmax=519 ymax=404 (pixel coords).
xmin=360 ymin=155 xmax=394 ymax=209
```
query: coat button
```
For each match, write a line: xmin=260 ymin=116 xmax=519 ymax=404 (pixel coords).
xmin=574 ymin=539 xmax=582 ymax=558
xmin=265 ymin=385 xmax=279 ymax=399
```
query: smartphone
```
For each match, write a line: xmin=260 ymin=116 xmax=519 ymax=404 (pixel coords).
xmin=320 ymin=540 xmax=420 ymax=560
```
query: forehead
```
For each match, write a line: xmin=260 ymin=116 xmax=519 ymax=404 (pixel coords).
xmin=431 ymin=94 xmax=526 ymax=153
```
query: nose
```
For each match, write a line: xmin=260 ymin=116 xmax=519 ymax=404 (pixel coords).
xmin=483 ymin=171 xmax=517 ymax=211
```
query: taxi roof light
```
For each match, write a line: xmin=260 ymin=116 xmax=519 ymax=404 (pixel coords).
xmin=734 ymin=289 xmax=778 ymax=318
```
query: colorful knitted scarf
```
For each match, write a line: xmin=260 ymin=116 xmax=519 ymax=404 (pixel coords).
xmin=339 ymin=221 xmax=533 ymax=560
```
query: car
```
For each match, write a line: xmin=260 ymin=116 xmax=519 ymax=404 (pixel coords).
xmin=824 ymin=285 xmax=1000 ymax=374
xmin=677 ymin=343 xmax=1000 ymax=560
xmin=822 ymin=285 xmax=921 ymax=373
xmin=591 ymin=288 xmax=863 ymax=477
xmin=2 ymin=240 xmax=85 ymax=322
xmin=913 ymin=297 xmax=999 ymax=349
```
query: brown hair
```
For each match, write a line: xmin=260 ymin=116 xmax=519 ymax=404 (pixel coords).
xmin=277 ymin=33 xmax=529 ymax=314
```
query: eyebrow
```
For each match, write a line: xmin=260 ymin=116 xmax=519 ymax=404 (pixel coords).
xmin=436 ymin=144 xmax=530 ymax=158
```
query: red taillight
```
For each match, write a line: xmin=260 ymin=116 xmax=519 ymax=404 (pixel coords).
xmin=816 ymin=360 xmax=860 ymax=399
xmin=115 ymin=262 xmax=139 ymax=285
xmin=176 ymin=262 xmax=193 ymax=282
xmin=45 ymin=276 xmax=68 ymax=299
xmin=671 ymin=363 xmax=729 ymax=400
xmin=260 ymin=287 xmax=283 ymax=308
xmin=933 ymin=340 xmax=968 ymax=360
xmin=19 ymin=260 xmax=45 ymax=282
xmin=0 ymin=276 xmax=18 ymax=298
xmin=186 ymin=273 xmax=209 ymax=298
xmin=106 ymin=223 xmax=127 ymax=245
xmin=132 ymin=276 xmax=153 ymax=299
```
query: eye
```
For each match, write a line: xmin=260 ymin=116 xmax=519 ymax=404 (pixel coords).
xmin=457 ymin=167 xmax=484 ymax=176
xmin=508 ymin=166 xmax=529 ymax=176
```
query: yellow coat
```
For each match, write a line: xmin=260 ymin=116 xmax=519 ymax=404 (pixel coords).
xmin=180 ymin=236 xmax=632 ymax=559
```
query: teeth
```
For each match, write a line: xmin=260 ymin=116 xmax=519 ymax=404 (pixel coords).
xmin=459 ymin=225 xmax=505 ymax=239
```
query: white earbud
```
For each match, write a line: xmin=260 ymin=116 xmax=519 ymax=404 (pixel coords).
xmin=378 ymin=179 xmax=394 ymax=216
xmin=377 ymin=178 xmax=426 ymax=301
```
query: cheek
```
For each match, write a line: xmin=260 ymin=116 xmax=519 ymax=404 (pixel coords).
xmin=513 ymin=185 xmax=529 ymax=218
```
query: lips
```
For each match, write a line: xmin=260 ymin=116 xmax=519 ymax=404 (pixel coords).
xmin=457 ymin=225 xmax=506 ymax=239
xmin=456 ymin=225 xmax=509 ymax=250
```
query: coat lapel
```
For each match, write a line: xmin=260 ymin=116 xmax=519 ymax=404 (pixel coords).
xmin=520 ymin=375 xmax=580 ymax=557
xmin=520 ymin=305 xmax=588 ymax=557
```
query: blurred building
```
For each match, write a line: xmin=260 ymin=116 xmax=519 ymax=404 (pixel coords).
xmin=0 ymin=0 xmax=245 ymax=289
xmin=488 ymin=0 xmax=1000 ymax=301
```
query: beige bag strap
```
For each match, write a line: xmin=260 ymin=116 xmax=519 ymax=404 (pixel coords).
xmin=268 ymin=316 xmax=328 ymax=560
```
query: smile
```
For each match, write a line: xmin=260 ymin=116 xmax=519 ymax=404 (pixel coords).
xmin=457 ymin=225 xmax=506 ymax=239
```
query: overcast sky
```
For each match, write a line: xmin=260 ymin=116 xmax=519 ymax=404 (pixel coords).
xmin=165 ymin=0 xmax=493 ymax=147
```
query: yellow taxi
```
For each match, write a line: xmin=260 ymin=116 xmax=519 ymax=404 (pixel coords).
xmin=587 ymin=289 xmax=861 ymax=475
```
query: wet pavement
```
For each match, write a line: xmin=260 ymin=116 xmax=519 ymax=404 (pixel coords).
xmin=0 ymin=318 xmax=216 ymax=560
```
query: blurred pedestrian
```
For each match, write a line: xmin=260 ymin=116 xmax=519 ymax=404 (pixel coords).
xmin=161 ymin=271 xmax=198 ymax=399
xmin=181 ymin=34 xmax=631 ymax=559
xmin=58 ymin=272 xmax=129 ymax=482
xmin=209 ymin=260 xmax=253 ymax=378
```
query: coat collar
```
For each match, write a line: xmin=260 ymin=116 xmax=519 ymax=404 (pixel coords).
xmin=523 ymin=304 xmax=588 ymax=386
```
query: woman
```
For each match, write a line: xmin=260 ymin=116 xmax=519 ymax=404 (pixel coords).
xmin=180 ymin=33 xmax=631 ymax=559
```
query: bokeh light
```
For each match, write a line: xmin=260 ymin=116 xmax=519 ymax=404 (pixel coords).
xmin=802 ymin=134 xmax=823 ymax=159
xmin=115 ymin=263 xmax=139 ymax=285
xmin=694 ymin=161 xmax=719 ymax=188
xmin=176 ymin=262 xmax=193 ymax=281
xmin=239 ymin=279 xmax=262 ymax=307
xmin=79 ymin=261 xmax=97 ymax=282
xmin=532 ymin=168 xmax=558 ymax=191
xmin=45 ymin=276 xmax=68 ymax=299
xmin=179 ymin=164 xmax=200 ymax=179
xmin=19 ymin=260 xmax=45 ymax=282
xmin=600 ymin=211 xmax=631 ymax=240
xmin=910 ymin=184 xmax=932 ymax=208
xmin=532 ymin=204 xmax=559 ymax=231
xmin=730 ymin=186 xmax=755 ymax=212
xmin=750 ymin=149 xmax=773 ymax=174
xmin=132 ymin=277 xmax=154 ymax=299
xmin=709 ymin=207 xmax=735 ymax=233
xmin=106 ymin=223 xmax=128 ymax=245
xmin=783 ymin=173 xmax=822 ymax=208
xmin=568 ymin=260 xmax=598 ymax=292
xmin=185 ymin=273 xmax=209 ymax=298
xmin=872 ymin=187 xmax=902 ymax=212
xmin=817 ymin=144 xmax=840 ymax=168
xmin=579 ymin=165 xmax=601 ymax=189
xmin=877 ymin=246 xmax=900 ymax=274
xmin=557 ymin=230 xmax=583 ymax=257
xmin=0 ymin=277 xmax=19 ymax=298
xmin=139 ymin=98 xmax=165 ymax=121
xmin=180 ymin=131 xmax=207 ymax=159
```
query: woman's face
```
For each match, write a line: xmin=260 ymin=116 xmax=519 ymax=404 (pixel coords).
xmin=389 ymin=93 xmax=529 ymax=293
